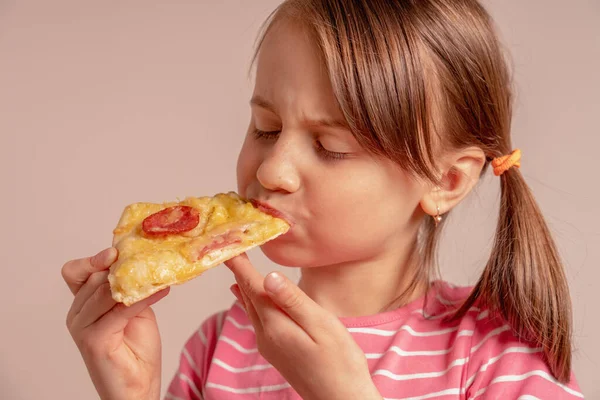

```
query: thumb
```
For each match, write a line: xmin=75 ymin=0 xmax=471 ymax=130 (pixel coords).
xmin=264 ymin=272 xmax=322 ymax=329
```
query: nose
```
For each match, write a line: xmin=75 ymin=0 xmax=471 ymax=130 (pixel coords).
xmin=256 ymin=135 xmax=301 ymax=193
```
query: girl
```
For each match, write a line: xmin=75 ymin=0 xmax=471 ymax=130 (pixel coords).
xmin=62 ymin=0 xmax=584 ymax=399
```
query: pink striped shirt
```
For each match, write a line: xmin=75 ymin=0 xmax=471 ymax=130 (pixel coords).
xmin=165 ymin=281 xmax=583 ymax=399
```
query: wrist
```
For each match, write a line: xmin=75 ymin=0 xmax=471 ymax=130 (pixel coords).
xmin=149 ymin=378 xmax=161 ymax=400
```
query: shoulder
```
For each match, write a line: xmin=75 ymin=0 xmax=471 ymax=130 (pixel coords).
xmin=431 ymin=282 xmax=583 ymax=399
xmin=466 ymin=310 xmax=582 ymax=398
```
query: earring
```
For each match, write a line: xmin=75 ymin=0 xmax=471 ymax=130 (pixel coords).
xmin=433 ymin=206 xmax=442 ymax=227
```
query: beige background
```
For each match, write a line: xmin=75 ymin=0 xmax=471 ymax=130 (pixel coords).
xmin=1 ymin=0 xmax=598 ymax=399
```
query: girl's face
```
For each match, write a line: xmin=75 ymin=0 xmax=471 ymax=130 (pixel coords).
xmin=237 ymin=20 xmax=428 ymax=268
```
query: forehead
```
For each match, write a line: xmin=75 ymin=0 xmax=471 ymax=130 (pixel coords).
xmin=253 ymin=19 xmax=341 ymax=117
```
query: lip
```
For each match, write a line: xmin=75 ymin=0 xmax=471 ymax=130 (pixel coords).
xmin=249 ymin=199 xmax=295 ymax=227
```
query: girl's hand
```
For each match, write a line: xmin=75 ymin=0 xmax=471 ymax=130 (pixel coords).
xmin=225 ymin=254 xmax=383 ymax=400
xmin=62 ymin=248 xmax=169 ymax=400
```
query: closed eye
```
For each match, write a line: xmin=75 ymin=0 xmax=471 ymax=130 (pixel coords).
xmin=252 ymin=129 xmax=280 ymax=140
xmin=252 ymin=129 xmax=350 ymax=161
xmin=315 ymin=140 xmax=349 ymax=160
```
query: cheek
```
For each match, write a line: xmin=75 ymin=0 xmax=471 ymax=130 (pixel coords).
xmin=312 ymin=171 xmax=403 ymax=222
xmin=256 ymin=167 xmax=423 ymax=268
xmin=308 ymin=168 xmax=421 ymax=252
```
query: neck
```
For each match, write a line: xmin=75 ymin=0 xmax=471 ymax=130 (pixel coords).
xmin=297 ymin=238 xmax=428 ymax=318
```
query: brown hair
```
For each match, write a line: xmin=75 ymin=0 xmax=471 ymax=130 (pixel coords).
xmin=252 ymin=0 xmax=572 ymax=383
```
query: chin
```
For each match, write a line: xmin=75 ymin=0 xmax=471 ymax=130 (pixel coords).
xmin=259 ymin=240 xmax=313 ymax=268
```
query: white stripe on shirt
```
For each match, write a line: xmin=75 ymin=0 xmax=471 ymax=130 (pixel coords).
xmin=472 ymin=370 xmax=584 ymax=399
xmin=205 ymin=381 xmax=291 ymax=394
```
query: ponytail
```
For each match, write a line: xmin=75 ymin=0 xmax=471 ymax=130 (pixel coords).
xmin=456 ymin=166 xmax=573 ymax=383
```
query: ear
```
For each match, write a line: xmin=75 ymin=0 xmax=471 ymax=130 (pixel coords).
xmin=420 ymin=147 xmax=486 ymax=217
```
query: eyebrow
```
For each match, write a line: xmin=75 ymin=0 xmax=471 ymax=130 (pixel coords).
xmin=250 ymin=95 xmax=349 ymax=130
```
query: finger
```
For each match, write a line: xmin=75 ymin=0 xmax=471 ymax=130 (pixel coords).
xmin=71 ymin=281 xmax=117 ymax=330
xmin=230 ymin=283 xmax=243 ymax=303
xmin=230 ymin=283 xmax=251 ymax=315
xmin=232 ymin=281 xmax=264 ymax=337
xmin=62 ymin=248 xmax=118 ymax=295
xmin=95 ymin=288 xmax=170 ymax=334
xmin=66 ymin=270 xmax=110 ymax=327
xmin=224 ymin=254 xmax=266 ymax=304
xmin=263 ymin=271 xmax=326 ymax=333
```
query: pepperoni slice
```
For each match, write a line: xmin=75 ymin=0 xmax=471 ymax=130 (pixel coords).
xmin=142 ymin=205 xmax=200 ymax=237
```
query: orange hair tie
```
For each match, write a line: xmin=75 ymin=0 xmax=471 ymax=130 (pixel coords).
xmin=492 ymin=148 xmax=522 ymax=176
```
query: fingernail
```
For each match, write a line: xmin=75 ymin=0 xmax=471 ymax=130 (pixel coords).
xmin=103 ymin=248 xmax=118 ymax=265
xmin=93 ymin=247 xmax=116 ymax=267
xmin=265 ymin=272 xmax=285 ymax=294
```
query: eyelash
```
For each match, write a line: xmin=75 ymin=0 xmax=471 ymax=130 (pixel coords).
xmin=252 ymin=129 xmax=349 ymax=161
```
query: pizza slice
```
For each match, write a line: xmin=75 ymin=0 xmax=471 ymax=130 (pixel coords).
xmin=108 ymin=192 xmax=290 ymax=306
